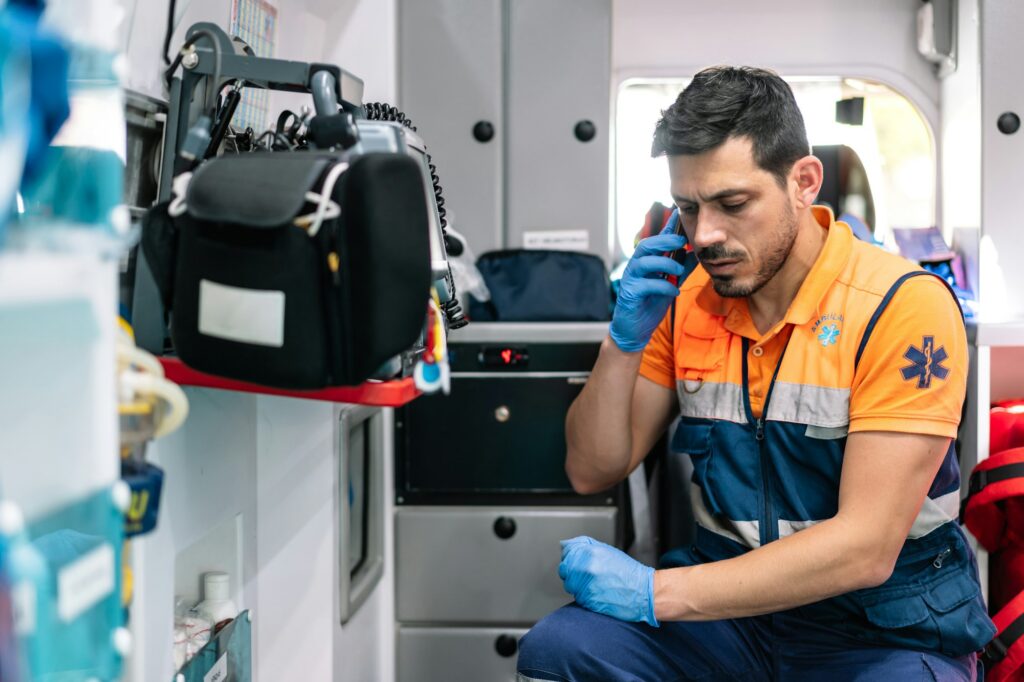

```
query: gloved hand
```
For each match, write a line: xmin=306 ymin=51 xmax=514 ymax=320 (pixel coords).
xmin=559 ymin=536 xmax=658 ymax=627
xmin=609 ymin=209 xmax=688 ymax=352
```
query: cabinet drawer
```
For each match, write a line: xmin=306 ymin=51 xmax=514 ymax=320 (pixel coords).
xmin=396 ymin=506 xmax=616 ymax=623
xmin=398 ymin=626 xmax=528 ymax=682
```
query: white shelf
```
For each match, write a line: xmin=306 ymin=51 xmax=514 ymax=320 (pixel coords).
xmin=969 ymin=319 xmax=1024 ymax=347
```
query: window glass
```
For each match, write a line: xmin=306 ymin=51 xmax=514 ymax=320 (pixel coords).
xmin=614 ymin=77 xmax=934 ymax=256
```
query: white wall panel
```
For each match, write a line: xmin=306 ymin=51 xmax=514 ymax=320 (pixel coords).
xmin=611 ymin=0 xmax=940 ymax=154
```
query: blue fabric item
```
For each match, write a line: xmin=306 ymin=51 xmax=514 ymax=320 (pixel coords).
xmin=0 ymin=4 xmax=70 ymax=188
xmin=470 ymin=249 xmax=612 ymax=322
xmin=558 ymin=536 xmax=657 ymax=628
xmin=838 ymin=212 xmax=881 ymax=245
xmin=517 ymin=602 xmax=980 ymax=681
xmin=609 ymin=209 xmax=688 ymax=352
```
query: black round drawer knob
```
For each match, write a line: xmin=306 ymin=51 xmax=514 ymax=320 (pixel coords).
xmin=495 ymin=634 xmax=518 ymax=658
xmin=998 ymin=112 xmax=1020 ymax=135
xmin=472 ymin=120 xmax=495 ymax=143
xmin=493 ymin=516 xmax=517 ymax=540
xmin=574 ymin=119 xmax=597 ymax=142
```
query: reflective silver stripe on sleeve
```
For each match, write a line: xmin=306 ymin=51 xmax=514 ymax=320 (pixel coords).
xmin=776 ymin=490 xmax=959 ymax=541
xmin=765 ymin=382 xmax=850 ymax=428
xmin=778 ymin=519 xmax=822 ymax=538
xmin=690 ymin=483 xmax=761 ymax=548
xmin=908 ymin=490 xmax=960 ymax=539
xmin=676 ymin=381 xmax=746 ymax=424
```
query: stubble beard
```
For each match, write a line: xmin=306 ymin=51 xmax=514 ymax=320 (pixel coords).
xmin=708 ymin=206 xmax=799 ymax=298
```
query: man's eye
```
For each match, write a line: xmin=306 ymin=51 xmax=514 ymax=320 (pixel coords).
xmin=680 ymin=206 xmax=698 ymax=215
xmin=722 ymin=201 xmax=747 ymax=212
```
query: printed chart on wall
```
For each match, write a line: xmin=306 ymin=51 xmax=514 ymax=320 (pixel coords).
xmin=229 ymin=0 xmax=278 ymax=134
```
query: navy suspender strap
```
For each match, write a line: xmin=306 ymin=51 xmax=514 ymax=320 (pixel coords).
xmin=854 ymin=270 xmax=965 ymax=370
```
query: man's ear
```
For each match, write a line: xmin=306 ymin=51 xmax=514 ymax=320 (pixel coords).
xmin=790 ymin=155 xmax=824 ymax=209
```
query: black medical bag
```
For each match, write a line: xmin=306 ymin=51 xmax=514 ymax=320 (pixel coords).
xmin=141 ymin=152 xmax=432 ymax=389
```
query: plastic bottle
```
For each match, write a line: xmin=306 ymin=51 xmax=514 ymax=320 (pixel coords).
xmin=13 ymin=0 xmax=129 ymax=254
xmin=194 ymin=572 xmax=237 ymax=627
xmin=0 ymin=501 xmax=51 ymax=681
xmin=0 ymin=519 xmax=23 ymax=682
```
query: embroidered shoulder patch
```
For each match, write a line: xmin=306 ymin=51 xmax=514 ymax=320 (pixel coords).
xmin=900 ymin=336 xmax=949 ymax=389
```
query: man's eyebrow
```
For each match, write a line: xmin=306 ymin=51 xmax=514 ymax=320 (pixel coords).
xmin=671 ymin=188 xmax=751 ymax=204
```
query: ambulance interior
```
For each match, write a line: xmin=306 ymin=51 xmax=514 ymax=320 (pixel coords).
xmin=2 ymin=0 xmax=1023 ymax=679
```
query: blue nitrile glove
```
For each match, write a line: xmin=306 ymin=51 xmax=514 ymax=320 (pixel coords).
xmin=609 ymin=209 xmax=688 ymax=352
xmin=559 ymin=535 xmax=658 ymax=627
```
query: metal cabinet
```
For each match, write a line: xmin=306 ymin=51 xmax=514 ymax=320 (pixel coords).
xmin=398 ymin=0 xmax=612 ymax=259
xmin=398 ymin=0 xmax=504 ymax=254
xmin=396 ymin=506 xmax=616 ymax=623
xmin=393 ymin=324 xmax=623 ymax=680
xmin=397 ymin=627 xmax=529 ymax=682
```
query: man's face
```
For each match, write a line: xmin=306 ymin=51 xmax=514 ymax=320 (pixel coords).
xmin=668 ymin=137 xmax=798 ymax=298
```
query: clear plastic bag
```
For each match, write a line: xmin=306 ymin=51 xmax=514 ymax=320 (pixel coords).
xmin=445 ymin=226 xmax=490 ymax=303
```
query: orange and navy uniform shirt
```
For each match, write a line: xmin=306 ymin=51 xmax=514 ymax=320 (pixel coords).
xmin=637 ymin=206 xmax=968 ymax=552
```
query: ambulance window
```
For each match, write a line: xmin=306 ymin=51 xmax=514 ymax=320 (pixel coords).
xmin=615 ymin=77 xmax=935 ymax=256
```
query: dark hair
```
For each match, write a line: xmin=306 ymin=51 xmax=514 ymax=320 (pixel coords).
xmin=651 ymin=66 xmax=810 ymax=186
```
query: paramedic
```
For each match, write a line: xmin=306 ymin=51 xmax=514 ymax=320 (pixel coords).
xmin=516 ymin=66 xmax=995 ymax=681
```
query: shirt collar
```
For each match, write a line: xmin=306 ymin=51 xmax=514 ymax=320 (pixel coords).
xmin=695 ymin=205 xmax=852 ymax=334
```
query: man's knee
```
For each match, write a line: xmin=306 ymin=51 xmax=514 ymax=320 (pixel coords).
xmin=517 ymin=606 xmax=578 ymax=679
xmin=517 ymin=604 xmax=608 ymax=679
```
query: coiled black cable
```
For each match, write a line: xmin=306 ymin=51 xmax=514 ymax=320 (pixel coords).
xmin=362 ymin=103 xmax=448 ymax=238
xmin=363 ymin=102 xmax=468 ymax=329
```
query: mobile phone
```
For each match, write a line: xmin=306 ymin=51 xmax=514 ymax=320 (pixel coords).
xmin=662 ymin=208 xmax=688 ymax=286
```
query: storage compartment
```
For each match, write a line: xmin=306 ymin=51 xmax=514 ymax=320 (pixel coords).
xmin=397 ymin=375 xmax=595 ymax=502
xmin=397 ymin=626 xmax=529 ymax=682
xmin=395 ymin=506 xmax=616 ymax=623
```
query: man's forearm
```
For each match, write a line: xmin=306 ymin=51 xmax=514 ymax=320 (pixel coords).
xmin=565 ymin=336 xmax=645 ymax=493
xmin=653 ymin=516 xmax=891 ymax=621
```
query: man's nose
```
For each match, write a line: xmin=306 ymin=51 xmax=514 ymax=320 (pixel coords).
xmin=691 ymin=210 xmax=727 ymax=250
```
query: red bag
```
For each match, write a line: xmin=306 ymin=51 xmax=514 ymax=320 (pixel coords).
xmin=964 ymin=446 xmax=1024 ymax=677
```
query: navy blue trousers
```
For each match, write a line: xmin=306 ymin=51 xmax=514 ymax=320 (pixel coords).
xmin=517 ymin=603 xmax=979 ymax=681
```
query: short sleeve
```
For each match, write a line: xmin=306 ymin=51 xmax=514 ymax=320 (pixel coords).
xmin=638 ymin=301 xmax=677 ymax=389
xmin=848 ymin=276 xmax=967 ymax=438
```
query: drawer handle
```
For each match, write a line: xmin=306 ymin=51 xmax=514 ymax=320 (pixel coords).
xmin=473 ymin=120 xmax=495 ymax=143
xmin=493 ymin=516 xmax=517 ymax=540
xmin=495 ymin=634 xmax=518 ymax=658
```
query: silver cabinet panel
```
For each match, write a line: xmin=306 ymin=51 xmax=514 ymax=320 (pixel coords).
xmin=981 ymin=1 xmax=1024 ymax=319
xmin=396 ymin=506 xmax=616 ymax=623
xmin=506 ymin=0 xmax=612 ymax=259
xmin=398 ymin=0 xmax=504 ymax=254
xmin=398 ymin=626 xmax=529 ymax=682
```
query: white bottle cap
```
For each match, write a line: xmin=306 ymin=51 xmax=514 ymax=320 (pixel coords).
xmin=203 ymin=572 xmax=231 ymax=601
xmin=0 ymin=501 xmax=25 ymax=536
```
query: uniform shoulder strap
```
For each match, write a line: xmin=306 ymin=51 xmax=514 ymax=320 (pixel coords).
xmin=854 ymin=270 xmax=964 ymax=369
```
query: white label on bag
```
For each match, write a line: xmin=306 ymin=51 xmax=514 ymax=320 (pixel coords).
xmin=58 ymin=544 xmax=114 ymax=623
xmin=199 ymin=279 xmax=286 ymax=348
xmin=523 ymin=229 xmax=590 ymax=252
xmin=205 ymin=653 xmax=228 ymax=682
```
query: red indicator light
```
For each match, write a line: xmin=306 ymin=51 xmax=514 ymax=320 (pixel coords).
xmin=501 ymin=349 xmax=512 ymax=364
